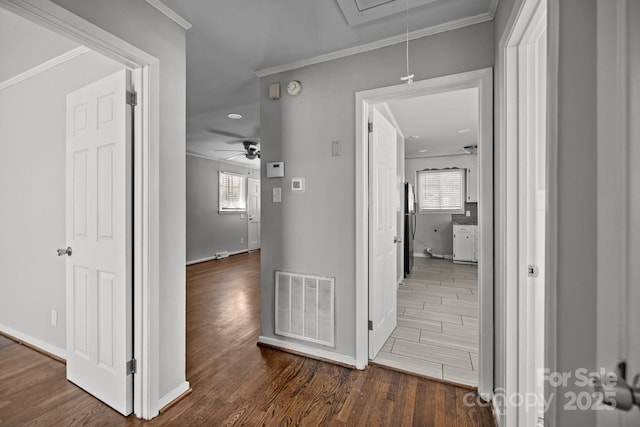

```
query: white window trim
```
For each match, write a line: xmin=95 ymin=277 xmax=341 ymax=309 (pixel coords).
xmin=218 ymin=171 xmax=247 ymax=213
xmin=416 ymin=168 xmax=467 ymax=214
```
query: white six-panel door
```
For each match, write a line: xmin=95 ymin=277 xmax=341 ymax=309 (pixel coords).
xmin=368 ymin=108 xmax=398 ymax=359
xmin=65 ymin=69 xmax=133 ymax=415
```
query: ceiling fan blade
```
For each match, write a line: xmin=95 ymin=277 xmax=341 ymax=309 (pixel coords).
xmin=215 ymin=149 xmax=244 ymax=152
xmin=226 ymin=153 xmax=245 ymax=160
xmin=206 ymin=128 xmax=246 ymax=140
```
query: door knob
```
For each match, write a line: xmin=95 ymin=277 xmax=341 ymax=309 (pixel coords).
xmin=57 ymin=247 xmax=72 ymax=256
xmin=593 ymin=361 xmax=640 ymax=410
xmin=393 ymin=237 xmax=402 ymax=244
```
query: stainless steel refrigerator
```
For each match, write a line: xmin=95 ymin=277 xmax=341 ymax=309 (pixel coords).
xmin=404 ymin=182 xmax=417 ymax=277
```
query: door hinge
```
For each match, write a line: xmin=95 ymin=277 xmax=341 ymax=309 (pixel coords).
xmin=528 ymin=264 xmax=539 ymax=278
xmin=368 ymin=320 xmax=373 ymax=331
xmin=126 ymin=358 xmax=137 ymax=375
xmin=368 ymin=122 xmax=373 ymax=132
xmin=126 ymin=90 xmax=137 ymax=107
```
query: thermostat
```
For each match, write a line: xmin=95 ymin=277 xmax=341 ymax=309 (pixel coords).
xmin=291 ymin=177 xmax=305 ymax=192
xmin=266 ymin=162 xmax=285 ymax=178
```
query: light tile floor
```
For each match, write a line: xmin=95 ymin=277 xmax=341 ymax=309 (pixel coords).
xmin=373 ymin=256 xmax=479 ymax=387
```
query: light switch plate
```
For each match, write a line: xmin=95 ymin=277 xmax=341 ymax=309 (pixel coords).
xmin=273 ymin=187 xmax=282 ymax=203
xmin=332 ymin=140 xmax=342 ymax=156
xmin=466 ymin=211 xmax=471 ymax=217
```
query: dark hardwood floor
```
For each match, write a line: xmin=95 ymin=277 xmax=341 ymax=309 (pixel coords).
xmin=0 ymin=252 xmax=495 ymax=426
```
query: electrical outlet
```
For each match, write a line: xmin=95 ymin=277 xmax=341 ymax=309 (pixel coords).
xmin=466 ymin=210 xmax=471 ymax=217
xmin=51 ymin=309 xmax=57 ymax=327
xmin=241 ymin=238 xmax=244 ymax=244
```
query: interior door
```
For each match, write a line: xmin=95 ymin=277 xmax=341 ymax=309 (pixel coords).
xmin=65 ymin=69 xmax=133 ymax=415
xmin=369 ymin=108 xmax=398 ymax=359
xmin=247 ymin=178 xmax=261 ymax=251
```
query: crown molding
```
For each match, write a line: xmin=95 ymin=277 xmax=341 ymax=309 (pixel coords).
xmin=488 ymin=0 xmax=500 ymax=19
xmin=145 ymin=0 xmax=192 ymax=30
xmin=0 ymin=46 xmax=90 ymax=91
xmin=256 ymin=12 xmax=493 ymax=78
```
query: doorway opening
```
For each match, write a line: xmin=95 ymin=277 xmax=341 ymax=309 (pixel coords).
xmin=0 ymin=0 xmax=157 ymax=418
xmin=355 ymin=68 xmax=494 ymax=398
xmin=368 ymin=89 xmax=481 ymax=387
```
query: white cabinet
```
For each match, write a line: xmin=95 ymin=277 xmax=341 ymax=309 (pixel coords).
xmin=466 ymin=167 xmax=478 ymax=203
xmin=453 ymin=224 xmax=478 ymax=263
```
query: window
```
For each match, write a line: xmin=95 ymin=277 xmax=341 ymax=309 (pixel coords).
xmin=219 ymin=171 xmax=246 ymax=213
xmin=417 ymin=168 xmax=466 ymax=214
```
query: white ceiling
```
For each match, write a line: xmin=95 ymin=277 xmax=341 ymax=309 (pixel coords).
xmin=384 ymin=87 xmax=478 ymax=158
xmin=0 ymin=7 xmax=79 ymax=84
xmin=161 ymin=0 xmax=496 ymax=164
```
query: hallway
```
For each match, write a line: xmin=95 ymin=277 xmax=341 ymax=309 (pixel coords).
xmin=0 ymin=252 xmax=493 ymax=425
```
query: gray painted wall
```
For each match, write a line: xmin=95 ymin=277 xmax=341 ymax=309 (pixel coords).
xmin=259 ymin=21 xmax=494 ymax=359
xmin=405 ymin=155 xmax=477 ymax=256
xmin=0 ymin=51 xmax=123 ymax=351
xmin=554 ymin=1 xmax=597 ymax=426
xmin=51 ymin=0 xmax=187 ymax=408
xmin=186 ymin=154 xmax=259 ymax=263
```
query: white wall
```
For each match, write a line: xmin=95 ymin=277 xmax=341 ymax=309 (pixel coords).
xmin=405 ymin=154 xmax=477 ymax=256
xmin=0 ymin=50 xmax=123 ymax=354
xmin=47 ymin=0 xmax=187 ymax=411
xmin=259 ymin=21 xmax=494 ymax=361
xmin=186 ymin=154 xmax=259 ymax=263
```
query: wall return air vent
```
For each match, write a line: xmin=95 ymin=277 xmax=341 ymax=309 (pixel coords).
xmin=275 ymin=271 xmax=335 ymax=347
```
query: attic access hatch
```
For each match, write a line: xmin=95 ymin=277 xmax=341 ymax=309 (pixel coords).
xmin=337 ymin=0 xmax=439 ymax=26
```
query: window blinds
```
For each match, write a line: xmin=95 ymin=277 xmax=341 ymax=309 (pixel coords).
xmin=417 ymin=168 xmax=465 ymax=213
xmin=219 ymin=171 xmax=246 ymax=212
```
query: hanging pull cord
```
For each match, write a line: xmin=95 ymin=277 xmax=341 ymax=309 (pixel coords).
xmin=400 ymin=0 xmax=414 ymax=84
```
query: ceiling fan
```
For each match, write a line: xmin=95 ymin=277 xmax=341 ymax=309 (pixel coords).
xmin=215 ymin=140 xmax=261 ymax=160
xmin=207 ymin=128 xmax=261 ymax=160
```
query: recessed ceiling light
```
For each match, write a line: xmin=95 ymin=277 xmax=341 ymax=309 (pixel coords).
xmin=227 ymin=113 xmax=242 ymax=120
xmin=419 ymin=149 xmax=428 ymax=153
xmin=409 ymin=135 xmax=420 ymax=139
xmin=457 ymin=128 xmax=471 ymax=134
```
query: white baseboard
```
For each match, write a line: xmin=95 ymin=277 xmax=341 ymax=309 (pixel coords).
xmin=186 ymin=249 xmax=248 ymax=266
xmin=257 ymin=336 xmax=358 ymax=369
xmin=0 ymin=323 xmax=67 ymax=360
xmin=158 ymin=380 xmax=191 ymax=410
xmin=414 ymin=253 xmax=453 ymax=260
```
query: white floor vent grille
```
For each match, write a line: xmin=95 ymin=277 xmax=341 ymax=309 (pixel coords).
xmin=275 ymin=271 xmax=335 ymax=347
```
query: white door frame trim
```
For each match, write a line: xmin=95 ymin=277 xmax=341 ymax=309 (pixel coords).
xmin=355 ymin=68 xmax=494 ymax=398
xmin=497 ymin=0 xmax=558 ymax=424
xmin=0 ymin=0 xmax=159 ymax=419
